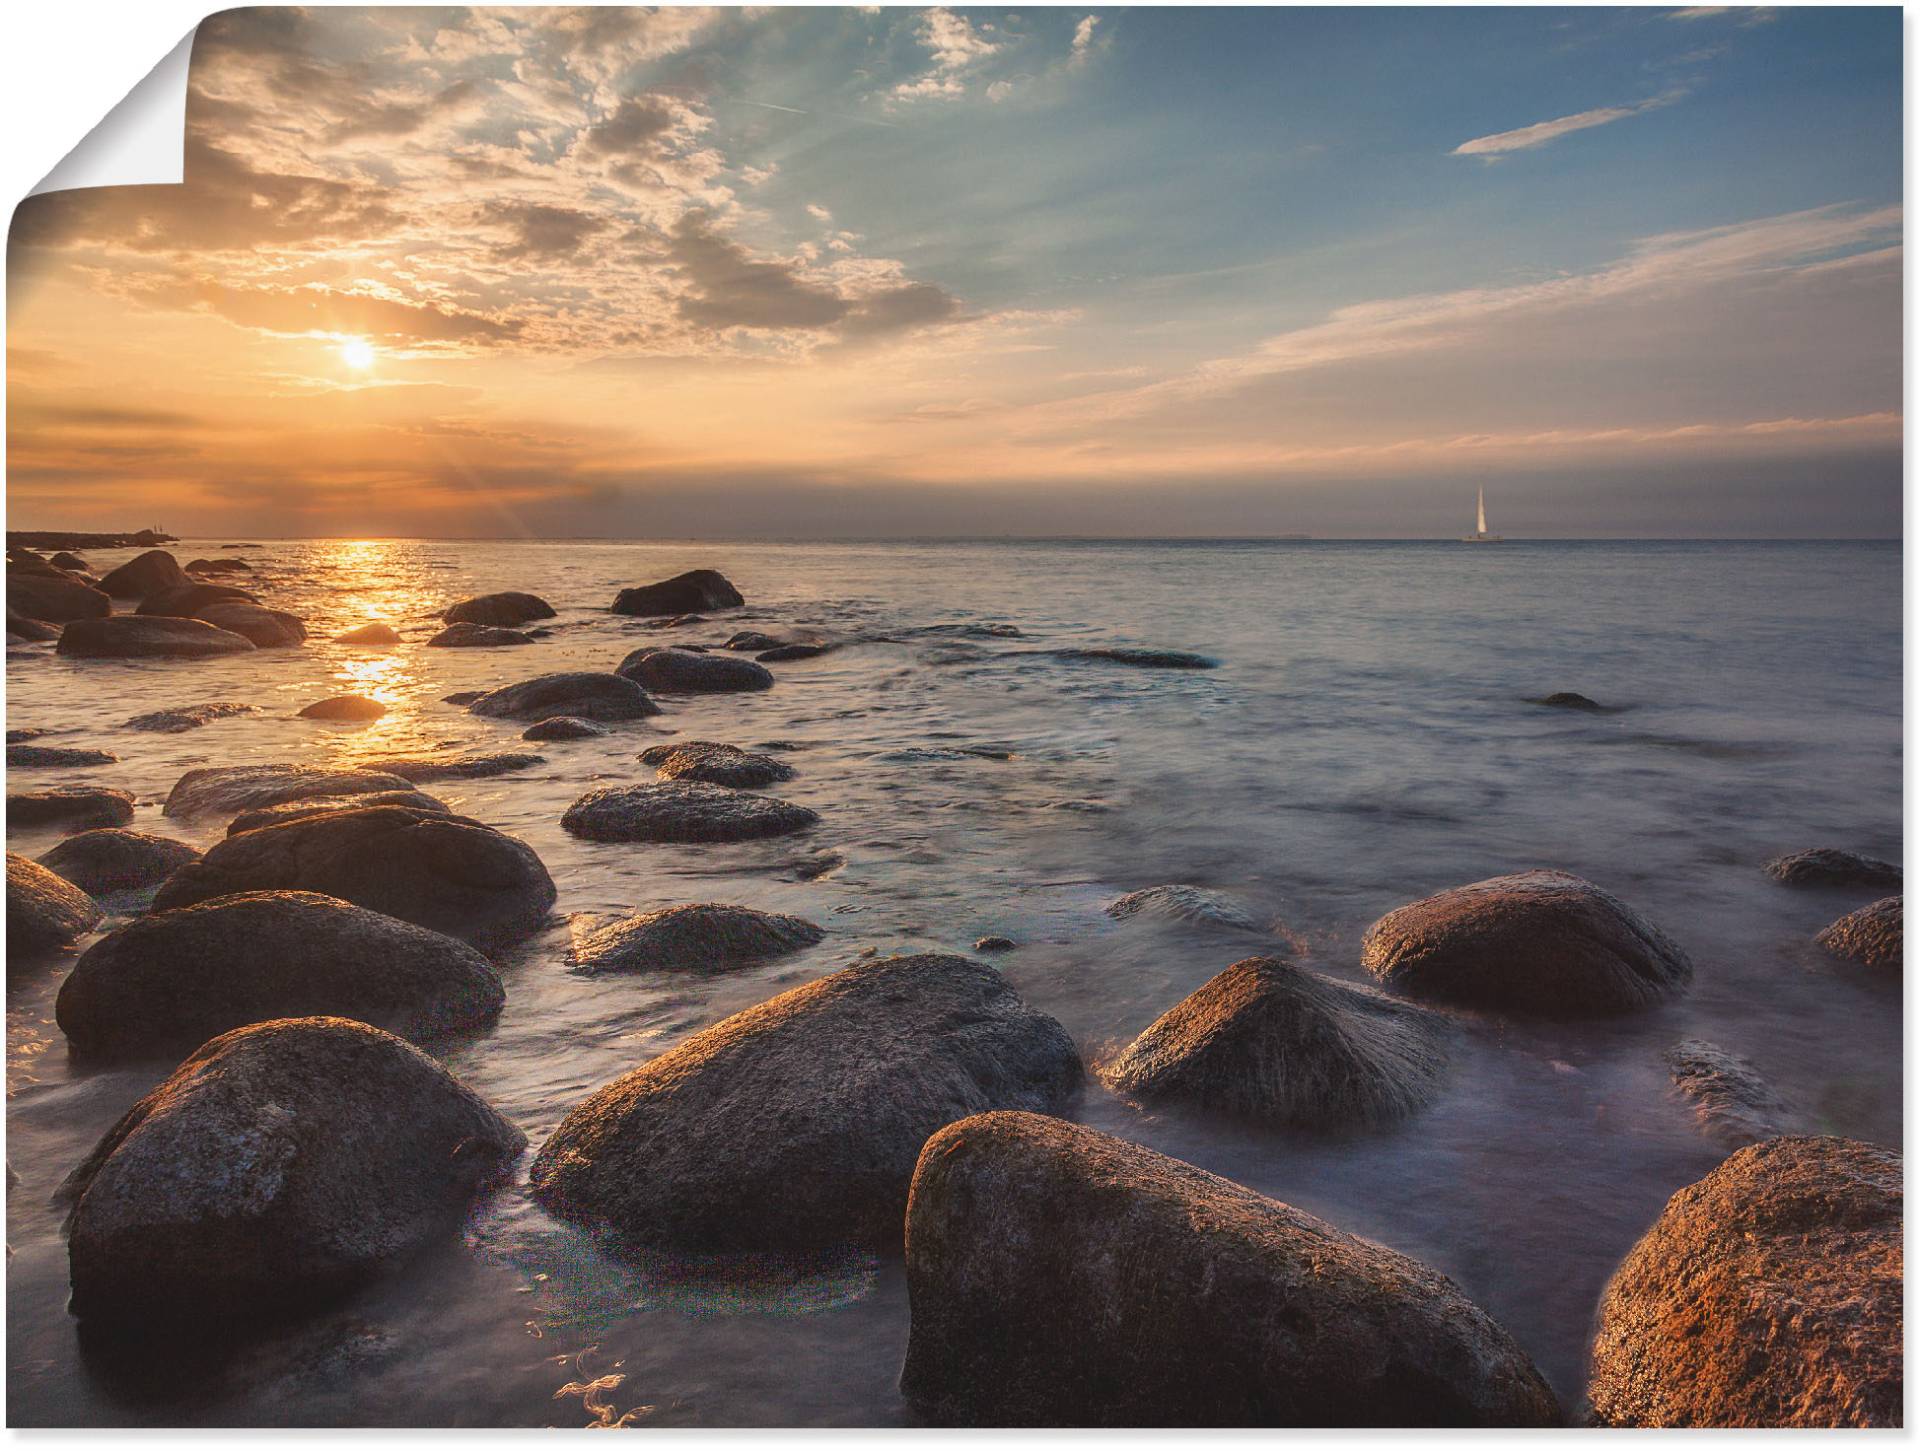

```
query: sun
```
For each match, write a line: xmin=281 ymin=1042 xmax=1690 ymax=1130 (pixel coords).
xmin=339 ymin=337 xmax=376 ymax=371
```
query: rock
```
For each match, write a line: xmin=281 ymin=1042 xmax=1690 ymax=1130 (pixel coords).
xmin=758 ymin=643 xmax=831 ymax=662
xmin=227 ymin=790 xmax=449 ymax=836
xmin=974 ymin=936 xmax=1017 ymax=952
xmin=195 ymin=602 xmax=307 ymax=648
xmin=441 ymin=690 xmax=483 ymax=705
xmin=899 ymin=1112 xmax=1561 ymax=1427
xmin=562 ymin=782 xmax=818 ymax=843
xmin=149 ymin=806 xmax=557 ymax=950
xmin=335 ymin=623 xmax=401 ymax=645
xmin=163 ymin=764 xmax=416 ymax=817
xmin=57 ymin=616 xmax=256 ymax=659
xmin=7 ymin=572 xmax=111 ymax=623
xmin=8 ymin=852 xmax=103 ymax=956
xmin=137 ymin=582 xmax=260 ymax=617
xmin=59 ymin=1017 xmax=525 ymax=1328
xmin=722 ymin=631 xmax=786 ymax=651
xmin=298 ymin=695 xmax=386 ymax=721
xmin=1589 ymin=1136 xmax=1900 ymax=1427
xmin=1763 ymin=848 xmax=1901 ymax=889
xmin=96 ymin=549 xmax=189 ymax=599
xmin=1531 ymin=691 xmax=1606 ymax=711
xmin=1815 ymin=895 xmax=1900 ymax=968
xmin=442 ymin=591 xmax=555 ymax=628
xmin=571 ymin=903 xmax=826 ymax=975
xmin=522 ymin=716 xmax=607 ymax=741
xmin=56 ymin=891 xmax=507 ymax=1060
xmin=6 ymin=608 xmax=63 ymax=640
xmin=1049 ymin=646 xmax=1218 ymax=669
xmin=7 ymin=728 xmax=48 ymax=743
xmin=1103 ymin=956 xmax=1446 ymax=1129
xmin=467 ymin=671 xmax=660 ymax=722
xmin=7 ymin=787 xmax=135 ymax=830
xmin=617 ymin=646 xmax=774 ymax=694
xmin=124 ymin=702 xmax=258 ymax=733
xmin=638 ymin=740 xmax=795 ymax=788
xmin=7 ymin=744 xmax=117 ymax=768
xmin=49 ymin=552 xmax=90 ymax=572
xmin=361 ymin=752 xmax=544 ymax=784
xmin=427 ymin=621 xmax=533 ymax=648
xmin=1666 ymin=1039 xmax=1805 ymax=1150
xmin=36 ymin=830 xmax=200 ymax=896
xmin=529 ymin=954 xmax=1080 ymax=1250
xmin=186 ymin=557 xmax=251 ymax=575
xmin=610 ymin=569 xmax=744 ymax=617
xmin=1360 ymin=870 xmax=1692 ymax=1016
xmin=1106 ymin=884 xmax=1259 ymax=931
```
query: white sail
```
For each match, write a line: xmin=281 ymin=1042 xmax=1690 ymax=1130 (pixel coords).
xmin=1476 ymin=487 xmax=1487 ymax=535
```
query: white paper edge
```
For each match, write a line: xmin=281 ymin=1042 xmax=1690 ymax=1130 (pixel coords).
xmin=27 ymin=27 xmax=196 ymax=197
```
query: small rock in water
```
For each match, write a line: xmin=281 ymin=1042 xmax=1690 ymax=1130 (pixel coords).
xmin=441 ymin=690 xmax=484 ymax=706
xmin=227 ymin=790 xmax=449 ymax=836
xmin=441 ymin=591 xmax=554 ymax=628
xmin=123 ymin=702 xmax=258 ymax=733
xmin=57 ymin=616 xmax=255 ymax=659
xmin=195 ymin=602 xmax=307 ymax=648
xmin=1106 ymin=884 xmax=1260 ymax=931
xmin=164 ymin=764 xmax=414 ymax=817
xmin=562 ymin=782 xmax=818 ymax=843
xmin=722 ymin=631 xmax=786 ymax=652
xmin=618 ymin=646 xmax=774 ymax=694
xmin=427 ymin=621 xmax=534 ymax=648
xmin=467 ymin=671 xmax=660 ymax=722
xmin=1665 ymin=1039 xmax=1805 ymax=1150
xmin=571 ymin=903 xmax=825 ymax=974
xmin=185 ymin=557 xmax=250 ymax=575
xmin=336 ymin=623 xmax=401 ymax=645
xmin=1764 ymin=847 xmax=1901 ymax=889
xmin=36 ymin=829 xmax=200 ymax=896
xmin=639 ymin=740 xmax=795 ymax=788
xmin=298 ymin=695 xmax=387 ymax=721
xmin=8 ymin=851 xmax=103 ymax=957
xmin=6 ymin=728 xmax=49 ymax=743
xmin=973 ymin=936 xmax=1017 ymax=952
xmin=8 ymin=787 xmax=136 ymax=830
xmin=1815 ymin=895 xmax=1901 ymax=968
xmin=364 ymin=751 xmax=544 ymax=783
xmin=1531 ymin=691 xmax=1608 ymax=711
xmin=7 ymin=744 xmax=117 ymax=768
xmin=522 ymin=715 xmax=607 ymax=741
xmin=1049 ymin=646 xmax=1218 ymax=670
xmin=610 ymin=569 xmax=744 ymax=617
xmin=758 ymin=643 xmax=831 ymax=662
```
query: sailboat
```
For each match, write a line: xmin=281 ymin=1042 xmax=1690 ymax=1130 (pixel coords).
xmin=1460 ymin=486 xmax=1503 ymax=543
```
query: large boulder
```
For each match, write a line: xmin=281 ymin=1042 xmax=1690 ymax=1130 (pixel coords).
xmin=561 ymin=782 xmax=818 ymax=843
xmin=899 ymin=1112 xmax=1560 ymax=1427
xmin=36 ymin=830 xmax=200 ymax=896
xmin=96 ymin=549 xmax=189 ymax=599
xmin=56 ymin=891 xmax=506 ymax=1059
xmin=442 ymin=591 xmax=554 ymax=628
xmin=149 ymin=805 xmax=557 ymax=950
xmin=638 ymin=740 xmax=795 ymax=788
xmin=610 ymin=569 xmax=743 ymax=617
xmin=8 ymin=852 xmax=102 ymax=956
xmin=530 ymin=954 xmax=1080 ymax=1251
xmin=467 ymin=672 xmax=660 ymax=722
xmin=194 ymin=602 xmax=306 ymax=648
xmin=57 ymin=616 xmax=255 ymax=659
xmin=571 ymin=903 xmax=825 ymax=974
xmin=1360 ymin=870 xmax=1692 ymax=1016
xmin=1764 ymin=848 xmax=1900 ymax=889
xmin=7 ymin=571 xmax=110 ymax=622
xmin=136 ymin=582 xmax=259 ymax=617
xmin=427 ymin=621 xmax=533 ymax=648
xmin=7 ymin=608 xmax=64 ymax=640
xmin=1106 ymin=883 xmax=1259 ymax=931
xmin=7 ymin=786 xmax=135 ymax=830
xmin=227 ymin=790 xmax=448 ymax=836
xmin=617 ymin=647 xmax=773 ymax=694
xmin=1815 ymin=895 xmax=1900 ymax=968
xmin=1665 ymin=1039 xmax=1806 ymax=1150
xmin=58 ymin=1017 xmax=525 ymax=1328
xmin=49 ymin=551 xmax=90 ymax=573
xmin=164 ymin=764 xmax=415 ymax=817
xmin=1102 ymin=957 xmax=1446 ymax=1128
xmin=1589 ymin=1136 xmax=1901 ymax=1427
xmin=124 ymin=702 xmax=258 ymax=733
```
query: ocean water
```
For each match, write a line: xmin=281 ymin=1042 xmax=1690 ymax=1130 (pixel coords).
xmin=4 ymin=537 xmax=1902 ymax=1426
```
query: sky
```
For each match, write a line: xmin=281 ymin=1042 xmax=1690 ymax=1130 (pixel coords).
xmin=5 ymin=5 xmax=1904 ymax=538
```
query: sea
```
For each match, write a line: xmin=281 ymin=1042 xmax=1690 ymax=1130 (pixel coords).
xmin=4 ymin=537 xmax=1903 ymax=1426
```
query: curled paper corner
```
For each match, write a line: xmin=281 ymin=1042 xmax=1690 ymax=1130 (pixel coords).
xmin=27 ymin=28 xmax=197 ymax=197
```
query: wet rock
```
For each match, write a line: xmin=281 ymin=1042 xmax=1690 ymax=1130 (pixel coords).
xmin=1815 ymin=895 xmax=1900 ymax=969
xmin=362 ymin=751 xmax=544 ymax=783
xmin=1531 ymin=691 xmax=1606 ymax=711
xmin=6 ymin=608 xmax=64 ymax=641
xmin=973 ymin=936 xmax=1016 ymax=952
xmin=758 ymin=643 xmax=831 ymax=662
xmin=298 ymin=695 xmax=386 ymax=722
xmin=8 ymin=852 xmax=103 ymax=956
xmin=467 ymin=671 xmax=660 ymax=722
xmin=7 ymin=572 xmax=111 ymax=622
xmin=186 ymin=557 xmax=251 ymax=575
xmin=1360 ymin=870 xmax=1692 ymax=1016
xmin=195 ymin=602 xmax=306 ymax=648
xmin=1049 ymin=646 xmax=1218 ymax=669
xmin=722 ymin=630 xmax=787 ymax=652
xmin=163 ymin=764 xmax=416 ymax=817
xmin=899 ymin=1112 xmax=1560 ymax=1427
xmin=7 ymin=728 xmax=48 ymax=743
xmin=1589 ymin=1136 xmax=1900 ymax=1427
xmin=56 ymin=891 xmax=506 ymax=1060
xmin=36 ymin=830 xmax=200 ymax=896
xmin=441 ymin=690 xmax=484 ymax=705
xmin=150 ymin=805 xmax=557 ymax=949
xmin=638 ymin=740 xmax=795 ymax=788
xmin=1104 ymin=956 xmax=1446 ymax=1128
xmin=97 ymin=549 xmax=190 ymax=599
xmin=562 ymin=782 xmax=818 ymax=843
xmin=7 ymin=744 xmax=117 ymax=768
xmin=135 ymin=582 xmax=260 ymax=617
xmin=1666 ymin=1039 xmax=1806 ymax=1150
xmin=59 ymin=1017 xmax=525 ymax=1328
xmin=442 ymin=591 xmax=555 ymax=628
xmin=336 ymin=623 xmax=401 ymax=645
xmin=610 ymin=568 xmax=744 ymax=617
xmin=124 ymin=702 xmax=259 ymax=733
xmin=522 ymin=715 xmax=606 ymax=741
xmin=227 ymin=790 xmax=449 ymax=836
xmin=1764 ymin=848 xmax=1901 ymax=889
xmin=529 ymin=954 xmax=1080 ymax=1251
xmin=57 ymin=616 xmax=255 ymax=659
xmin=427 ymin=621 xmax=534 ymax=648
xmin=49 ymin=552 xmax=90 ymax=573
xmin=571 ymin=903 xmax=826 ymax=974
xmin=7 ymin=787 xmax=135 ymax=830
xmin=617 ymin=646 xmax=774 ymax=694
xmin=1106 ymin=884 xmax=1259 ymax=931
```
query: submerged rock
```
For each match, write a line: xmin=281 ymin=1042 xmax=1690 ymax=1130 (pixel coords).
xmin=617 ymin=646 xmax=774 ymax=694
xmin=1531 ymin=691 xmax=1607 ymax=711
xmin=522 ymin=715 xmax=606 ymax=741
xmin=561 ymin=782 xmax=818 ymax=843
xmin=297 ymin=695 xmax=387 ymax=721
xmin=164 ymin=764 xmax=414 ymax=817
xmin=123 ymin=702 xmax=258 ymax=733
xmin=1815 ymin=895 xmax=1901 ymax=969
xmin=59 ymin=1017 xmax=525 ymax=1328
xmin=427 ymin=621 xmax=533 ymax=648
xmin=529 ymin=954 xmax=1080 ymax=1250
xmin=1106 ymin=884 xmax=1259 ymax=931
xmin=96 ymin=549 xmax=189 ymax=599
xmin=56 ymin=891 xmax=506 ymax=1059
xmin=1665 ymin=1039 xmax=1805 ymax=1150
xmin=758 ymin=643 xmax=831 ymax=662
xmin=195 ymin=602 xmax=307 ymax=648
xmin=441 ymin=690 xmax=484 ymax=706
xmin=6 ymin=728 xmax=49 ymax=743
xmin=135 ymin=582 xmax=260 ymax=617
xmin=1049 ymin=646 xmax=1218 ymax=670
xmin=1763 ymin=848 xmax=1901 ymax=889
xmin=610 ymin=569 xmax=744 ymax=617
xmin=1589 ymin=1136 xmax=1901 ymax=1427
xmin=7 ymin=744 xmax=117 ymax=768
xmin=36 ymin=830 xmax=200 ymax=896
xmin=467 ymin=671 xmax=660 ymax=722
xmin=722 ymin=630 xmax=786 ymax=652
xmin=7 ymin=573 xmax=109 ymax=623
xmin=571 ymin=903 xmax=825 ymax=975
xmin=7 ymin=787 xmax=135 ymax=830
xmin=57 ymin=616 xmax=255 ymax=659
xmin=442 ymin=591 xmax=555 ymax=628
xmin=638 ymin=740 xmax=795 ymax=788
xmin=899 ymin=1112 xmax=1560 ymax=1427
xmin=362 ymin=751 xmax=545 ymax=784
xmin=1104 ymin=957 xmax=1446 ymax=1129
xmin=227 ymin=790 xmax=449 ymax=835
xmin=973 ymin=936 xmax=1017 ymax=952
xmin=149 ymin=805 xmax=557 ymax=950
xmin=8 ymin=852 xmax=103 ymax=956
xmin=185 ymin=557 xmax=250 ymax=575
xmin=1360 ymin=870 xmax=1692 ymax=1016
xmin=335 ymin=623 xmax=401 ymax=645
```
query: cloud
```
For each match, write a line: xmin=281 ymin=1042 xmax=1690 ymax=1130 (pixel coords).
xmin=1667 ymin=6 xmax=1777 ymax=23
xmin=483 ymin=200 xmax=608 ymax=260
xmin=1071 ymin=15 xmax=1100 ymax=63
xmin=806 ymin=203 xmax=834 ymax=223
xmin=1452 ymin=91 xmax=1685 ymax=157
xmin=893 ymin=7 xmax=998 ymax=101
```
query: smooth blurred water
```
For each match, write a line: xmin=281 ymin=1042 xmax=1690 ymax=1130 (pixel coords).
xmin=4 ymin=537 xmax=1902 ymax=1426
